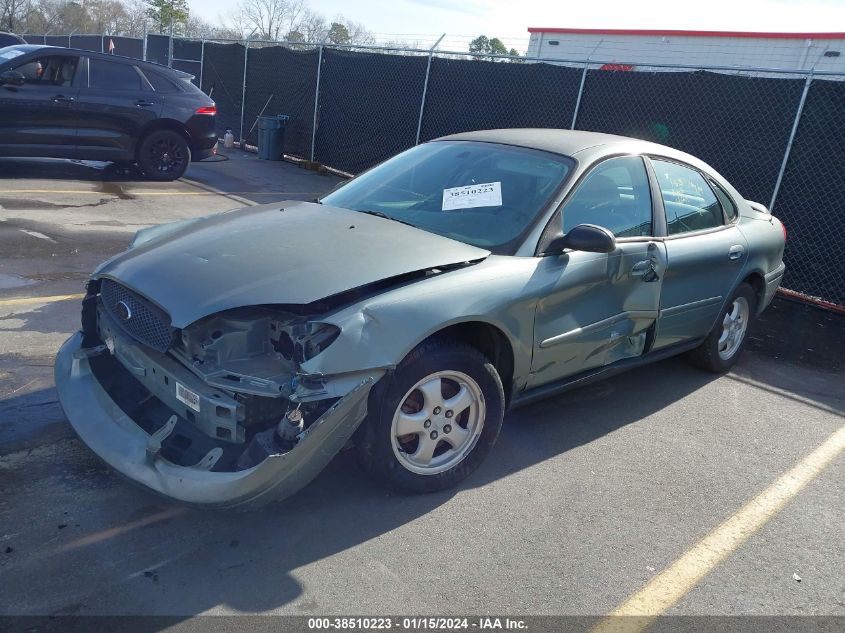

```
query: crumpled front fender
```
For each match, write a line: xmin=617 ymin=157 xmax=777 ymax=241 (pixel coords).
xmin=55 ymin=332 xmax=373 ymax=510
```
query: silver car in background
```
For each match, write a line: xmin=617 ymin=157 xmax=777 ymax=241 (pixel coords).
xmin=55 ymin=130 xmax=786 ymax=509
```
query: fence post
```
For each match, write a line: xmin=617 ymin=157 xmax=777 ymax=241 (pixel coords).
xmin=310 ymin=41 xmax=326 ymax=162
xmin=570 ymin=61 xmax=589 ymax=130
xmin=239 ymin=40 xmax=250 ymax=143
xmin=101 ymin=33 xmax=105 ymax=53
xmin=199 ymin=40 xmax=205 ymax=89
xmin=415 ymin=33 xmax=445 ymax=145
xmin=142 ymin=22 xmax=147 ymax=61
xmin=769 ymin=70 xmax=813 ymax=213
xmin=168 ymin=19 xmax=174 ymax=67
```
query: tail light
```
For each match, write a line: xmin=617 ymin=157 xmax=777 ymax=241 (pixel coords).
xmin=195 ymin=105 xmax=217 ymax=115
xmin=781 ymin=222 xmax=788 ymax=242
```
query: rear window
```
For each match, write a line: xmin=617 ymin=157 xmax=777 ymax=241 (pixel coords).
xmin=89 ymin=58 xmax=141 ymax=91
xmin=143 ymin=69 xmax=180 ymax=93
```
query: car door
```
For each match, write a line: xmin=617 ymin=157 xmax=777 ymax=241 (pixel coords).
xmin=648 ymin=157 xmax=748 ymax=349
xmin=75 ymin=56 xmax=163 ymax=161
xmin=529 ymin=155 xmax=667 ymax=388
xmin=0 ymin=52 xmax=81 ymax=158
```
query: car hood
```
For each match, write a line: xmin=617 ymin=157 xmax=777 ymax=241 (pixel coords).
xmin=94 ymin=201 xmax=489 ymax=327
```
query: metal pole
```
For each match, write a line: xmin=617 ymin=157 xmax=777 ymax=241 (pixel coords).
xmin=142 ymin=22 xmax=147 ymax=61
xmin=571 ymin=42 xmax=601 ymax=131
xmin=168 ymin=17 xmax=174 ymax=67
xmin=415 ymin=33 xmax=445 ymax=145
xmin=310 ymin=41 xmax=326 ymax=162
xmin=101 ymin=33 xmax=104 ymax=53
xmin=199 ymin=40 xmax=205 ymax=90
xmin=570 ymin=61 xmax=588 ymax=130
xmin=239 ymin=39 xmax=250 ymax=142
xmin=769 ymin=71 xmax=813 ymax=213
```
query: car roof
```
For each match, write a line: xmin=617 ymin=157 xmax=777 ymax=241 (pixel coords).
xmin=3 ymin=44 xmax=192 ymax=78
xmin=1 ymin=44 xmax=44 ymax=54
xmin=435 ymin=128 xmax=713 ymax=172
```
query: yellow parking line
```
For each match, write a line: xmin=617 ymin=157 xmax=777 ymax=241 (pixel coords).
xmin=0 ymin=293 xmax=84 ymax=307
xmin=591 ymin=424 xmax=845 ymax=633
xmin=57 ymin=507 xmax=185 ymax=552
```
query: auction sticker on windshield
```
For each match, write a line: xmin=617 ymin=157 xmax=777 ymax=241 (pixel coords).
xmin=176 ymin=382 xmax=201 ymax=412
xmin=442 ymin=182 xmax=502 ymax=210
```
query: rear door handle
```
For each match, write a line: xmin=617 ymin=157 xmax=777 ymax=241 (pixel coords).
xmin=52 ymin=94 xmax=75 ymax=102
xmin=729 ymin=245 xmax=745 ymax=261
xmin=136 ymin=100 xmax=156 ymax=107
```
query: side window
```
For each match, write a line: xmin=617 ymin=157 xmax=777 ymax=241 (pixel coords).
xmin=710 ymin=180 xmax=738 ymax=222
xmin=651 ymin=159 xmax=724 ymax=235
xmin=562 ymin=156 xmax=652 ymax=237
xmin=144 ymin=70 xmax=179 ymax=93
xmin=14 ymin=56 xmax=78 ymax=87
xmin=88 ymin=59 xmax=142 ymax=91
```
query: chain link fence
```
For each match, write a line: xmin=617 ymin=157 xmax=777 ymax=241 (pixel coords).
xmin=772 ymin=78 xmax=845 ymax=305
xmin=15 ymin=33 xmax=845 ymax=306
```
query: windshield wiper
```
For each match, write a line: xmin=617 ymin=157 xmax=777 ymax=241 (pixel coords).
xmin=356 ymin=209 xmax=417 ymax=228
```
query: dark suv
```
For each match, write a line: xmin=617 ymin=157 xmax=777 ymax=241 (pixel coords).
xmin=0 ymin=45 xmax=217 ymax=181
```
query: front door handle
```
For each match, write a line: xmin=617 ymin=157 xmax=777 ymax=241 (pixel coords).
xmin=631 ymin=260 xmax=651 ymax=276
xmin=631 ymin=260 xmax=659 ymax=282
xmin=52 ymin=94 xmax=75 ymax=102
xmin=136 ymin=100 xmax=156 ymax=107
xmin=729 ymin=245 xmax=745 ymax=261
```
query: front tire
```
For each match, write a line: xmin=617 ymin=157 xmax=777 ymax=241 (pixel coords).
xmin=687 ymin=283 xmax=757 ymax=373
xmin=356 ymin=338 xmax=505 ymax=493
xmin=137 ymin=130 xmax=191 ymax=181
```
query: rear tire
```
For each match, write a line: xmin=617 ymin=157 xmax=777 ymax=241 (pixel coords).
xmin=687 ymin=283 xmax=757 ymax=373
xmin=137 ymin=130 xmax=191 ymax=181
xmin=356 ymin=338 xmax=505 ymax=494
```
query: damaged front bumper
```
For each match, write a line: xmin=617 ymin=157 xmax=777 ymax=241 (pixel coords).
xmin=55 ymin=331 xmax=373 ymax=509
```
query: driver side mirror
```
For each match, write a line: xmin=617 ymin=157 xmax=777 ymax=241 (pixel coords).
xmin=541 ymin=223 xmax=617 ymax=255
xmin=0 ymin=70 xmax=25 ymax=87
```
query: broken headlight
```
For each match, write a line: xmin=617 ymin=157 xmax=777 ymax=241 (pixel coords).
xmin=273 ymin=322 xmax=341 ymax=363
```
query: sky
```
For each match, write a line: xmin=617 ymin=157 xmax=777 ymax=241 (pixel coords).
xmin=189 ymin=0 xmax=845 ymax=51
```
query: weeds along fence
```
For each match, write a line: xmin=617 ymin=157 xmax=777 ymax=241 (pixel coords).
xmin=19 ymin=33 xmax=845 ymax=308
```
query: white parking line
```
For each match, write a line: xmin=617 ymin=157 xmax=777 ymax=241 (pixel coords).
xmin=19 ymin=229 xmax=57 ymax=242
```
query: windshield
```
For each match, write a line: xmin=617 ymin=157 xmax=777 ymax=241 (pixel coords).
xmin=320 ymin=140 xmax=573 ymax=253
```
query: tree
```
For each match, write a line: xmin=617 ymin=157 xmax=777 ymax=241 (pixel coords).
xmin=144 ymin=0 xmax=188 ymax=34
xmin=326 ymin=20 xmax=348 ymax=45
xmin=238 ymin=0 xmax=305 ymax=41
xmin=469 ymin=34 xmax=521 ymax=61
xmin=1 ymin=0 xmax=30 ymax=32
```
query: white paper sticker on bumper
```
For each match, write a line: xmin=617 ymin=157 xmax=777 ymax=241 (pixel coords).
xmin=442 ymin=181 xmax=502 ymax=210
xmin=176 ymin=382 xmax=200 ymax=412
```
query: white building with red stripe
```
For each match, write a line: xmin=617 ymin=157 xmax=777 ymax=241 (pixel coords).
xmin=526 ymin=28 xmax=845 ymax=72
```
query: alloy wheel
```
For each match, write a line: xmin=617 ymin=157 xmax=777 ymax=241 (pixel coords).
xmin=390 ymin=370 xmax=485 ymax=475
xmin=718 ymin=296 xmax=750 ymax=360
xmin=147 ymin=136 xmax=186 ymax=176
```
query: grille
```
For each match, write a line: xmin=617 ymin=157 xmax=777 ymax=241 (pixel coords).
xmin=99 ymin=279 xmax=175 ymax=352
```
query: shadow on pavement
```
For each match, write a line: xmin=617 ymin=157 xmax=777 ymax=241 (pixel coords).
xmin=0 ymin=355 xmax=721 ymax=619
xmin=0 ymin=157 xmax=148 ymax=183
xmin=0 ymin=296 xmax=841 ymax=619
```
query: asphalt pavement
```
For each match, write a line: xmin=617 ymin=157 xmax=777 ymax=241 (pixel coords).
xmin=0 ymin=150 xmax=842 ymax=625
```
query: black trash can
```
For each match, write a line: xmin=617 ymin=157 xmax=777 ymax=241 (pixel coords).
xmin=257 ymin=115 xmax=290 ymax=160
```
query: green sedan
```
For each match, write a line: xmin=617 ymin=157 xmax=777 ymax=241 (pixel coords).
xmin=55 ymin=129 xmax=787 ymax=509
